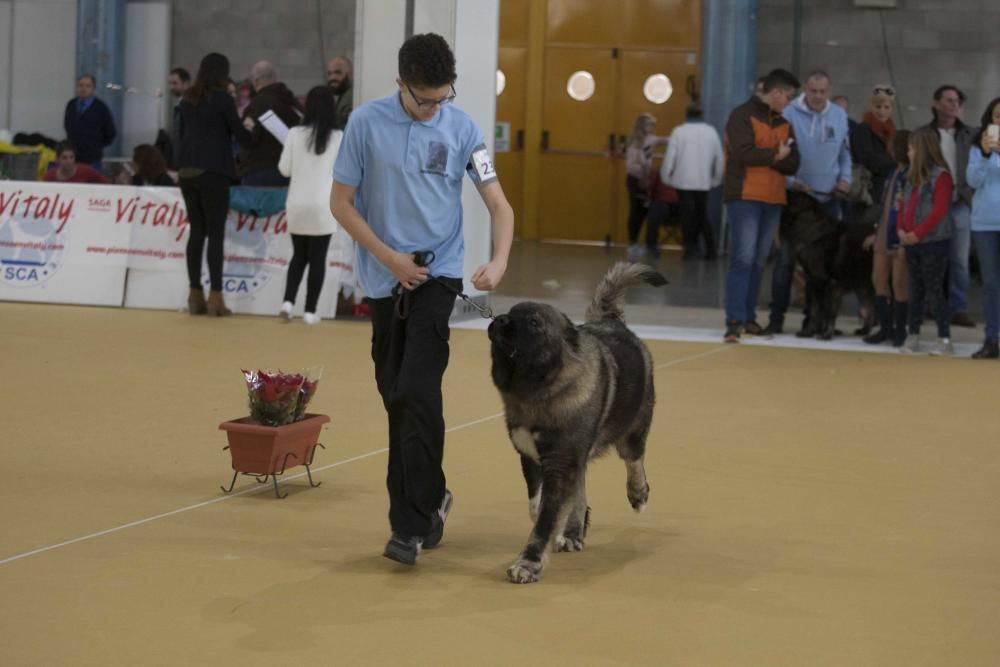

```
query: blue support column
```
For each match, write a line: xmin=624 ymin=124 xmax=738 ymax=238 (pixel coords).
xmin=700 ymin=0 xmax=759 ymax=253
xmin=76 ymin=0 xmax=126 ymax=158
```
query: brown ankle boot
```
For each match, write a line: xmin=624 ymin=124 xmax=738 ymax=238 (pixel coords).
xmin=206 ymin=290 xmax=232 ymax=317
xmin=188 ymin=288 xmax=207 ymax=315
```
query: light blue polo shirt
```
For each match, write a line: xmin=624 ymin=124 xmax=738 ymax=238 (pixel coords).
xmin=333 ymin=92 xmax=497 ymax=298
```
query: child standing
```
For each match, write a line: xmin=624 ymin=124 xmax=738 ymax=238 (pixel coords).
xmin=897 ymin=127 xmax=954 ymax=355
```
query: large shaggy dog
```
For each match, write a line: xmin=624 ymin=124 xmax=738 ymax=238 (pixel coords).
xmin=487 ymin=262 xmax=667 ymax=584
xmin=783 ymin=191 xmax=875 ymax=339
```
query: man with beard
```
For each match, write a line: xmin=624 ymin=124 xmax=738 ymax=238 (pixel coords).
xmin=326 ymin=56 xmax=353 ymax=130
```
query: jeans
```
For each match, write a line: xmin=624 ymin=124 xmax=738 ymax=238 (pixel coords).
xmin=768 ymin=197 xmax=841 ymax=323
xmin=179 ymin=171 xmax=230 ymax=291
xmin=948 ymin=202 xmax=971 ymax=315
xmin=906 ymin=240 xmax=951 ymax=339
xmin=283 ymin=233 xmax=332 ymax=313
xmin=370 ymin=278 xmax=460 ymax=539
xmin=725 ymin=200 xmax=782 ymax=324
xmin=973 ymin=230 xmax=1000 ymax=341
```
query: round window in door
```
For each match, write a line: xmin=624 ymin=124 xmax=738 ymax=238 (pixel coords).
xmin=496 ymin=69 xmax=506 ymax=96
xmin=566 ymin=71 xmax=595 ymax=102
xmin=643 ymin=74 xmax=673 ymax=104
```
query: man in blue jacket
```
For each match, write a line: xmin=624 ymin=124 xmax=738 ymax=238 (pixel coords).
xmin=764 ymin=70 xmax=851 ymax=335
xmin=63 ymin=74 xmax=116 ymax=168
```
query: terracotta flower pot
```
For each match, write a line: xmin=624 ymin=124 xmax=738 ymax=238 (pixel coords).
xmin=219 ymin=413 xmax=330 ymax=498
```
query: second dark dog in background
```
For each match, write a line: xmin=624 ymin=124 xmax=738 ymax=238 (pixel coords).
xmin=783 ymin=191 xmax=875 ymax=340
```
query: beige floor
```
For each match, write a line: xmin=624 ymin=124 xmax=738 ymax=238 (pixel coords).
xmin=2 ymin=300 xmax=999 ymax=666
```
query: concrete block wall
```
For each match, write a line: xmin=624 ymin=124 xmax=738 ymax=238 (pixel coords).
xmin=171 ymin=0 xmax=355 ymax=100
xmin=758 ymin=0 xmax=1000 ymax=130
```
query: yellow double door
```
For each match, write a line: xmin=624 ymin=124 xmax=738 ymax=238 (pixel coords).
xmin=495 ymin=0 xmax=701 ymax=244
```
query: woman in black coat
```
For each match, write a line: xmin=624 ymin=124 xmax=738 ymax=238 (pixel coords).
xmin=176 ymin=52 xmax=252 ymax=316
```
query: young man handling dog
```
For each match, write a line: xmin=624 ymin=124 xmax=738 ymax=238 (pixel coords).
xmin=723 ymin=68 xmax=801 ymax=342
xmin=330 ymin=33 xmax=514 ymax=565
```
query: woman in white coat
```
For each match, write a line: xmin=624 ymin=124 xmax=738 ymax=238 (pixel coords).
xmin=277 ymin=86 xmax=342 ymax=323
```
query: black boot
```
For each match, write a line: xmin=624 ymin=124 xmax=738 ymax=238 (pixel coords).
xmin=891 ymin=302 xmax=909 ymax=347
xmin=863 ymin=296 xmax=891 ymax=344
xmin=971 ymin=339 xmax=999 ymax=359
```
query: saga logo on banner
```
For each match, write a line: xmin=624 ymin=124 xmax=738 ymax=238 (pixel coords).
xmin=0 ymin=189 xmax=74 ymax=286
xmin=209 ymin=212 xmax=290 ymax=299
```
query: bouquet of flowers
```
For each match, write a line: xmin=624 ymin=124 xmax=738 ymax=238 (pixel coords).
xmin=242 ymin=368 xmax=323 ymax=426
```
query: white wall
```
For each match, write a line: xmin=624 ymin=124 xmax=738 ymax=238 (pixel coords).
xmin=1 ymin=0 xmax=77 ymax=141
xmin=353 ymin=1 xmax=406 ymax=105
xmin=122 ymin=1 xmax=171 ymax=155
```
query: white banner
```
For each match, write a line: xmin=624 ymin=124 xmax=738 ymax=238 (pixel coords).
xmin=0 ymin=182 xmax=356 ymax=317
xmin=0 ymin=182 xmax=130 ymax=305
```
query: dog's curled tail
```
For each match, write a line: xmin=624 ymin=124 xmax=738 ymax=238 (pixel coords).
xmin=586 ymin=262 xmax=668 ymax=323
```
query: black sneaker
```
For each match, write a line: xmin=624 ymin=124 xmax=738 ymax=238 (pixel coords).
xmin=742 ymin=321 xmax=765 ymax=336
xmin=423 ymin=489 xmax=453 ymax=549
xmin=383 ymin=534 xmax=423 ymax=565
xmin=724 ymin=322 xmax=741 ymax=343
xmin=762 ymin=319 xmax=783 ymax=336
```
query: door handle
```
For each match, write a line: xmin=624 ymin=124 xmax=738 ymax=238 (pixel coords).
xmin=541 ymin=130 xmax=549 ymax=151
xmin=516 ymin=129 xmax=524 ymax=151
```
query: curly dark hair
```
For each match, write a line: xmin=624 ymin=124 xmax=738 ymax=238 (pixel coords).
xmin=398 ymin=33 xmax=456 ymax=88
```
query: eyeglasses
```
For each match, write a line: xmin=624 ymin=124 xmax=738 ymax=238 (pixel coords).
xmin=873 ymin=86 xmax=895 ymax=97
xmin=405 ymin=82 xmax=456 ymax=108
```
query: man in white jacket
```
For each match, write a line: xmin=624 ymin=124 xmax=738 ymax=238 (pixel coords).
xmin=661 ymin=104 xmax=724 ymax=259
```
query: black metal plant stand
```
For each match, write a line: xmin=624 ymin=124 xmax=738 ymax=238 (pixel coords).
xmin=220 ymin=443 xmax=326 ymax=499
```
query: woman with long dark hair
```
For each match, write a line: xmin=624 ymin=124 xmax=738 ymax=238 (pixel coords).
xmin=176 ymin=52 xmax=251 ymax=316
xmin=276 ymin=86 xmax=343 ymax=324
xmin=131 ymin=144 xmax=174 ymax=186
xmin=967 ymin=97 xmax=1000 ymax=359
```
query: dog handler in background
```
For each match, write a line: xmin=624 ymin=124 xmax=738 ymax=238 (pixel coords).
xmin=330 ymin=33 xmax=515 ymax=566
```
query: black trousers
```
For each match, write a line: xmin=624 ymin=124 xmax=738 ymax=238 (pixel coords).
xmin=179 ymin=172 xmax=230 ymax=291
xmin=283 ymin=233 xmax=332 ymax=313
xmin=370 ymin=278 xmax=459 ymax=539
xmin=625 ymin=175 xmax=647 ymax=244
xmin=906 ymin=240 xmax=951 ymax=338
xmin=678 ymin=189 xmax=715 ymax=255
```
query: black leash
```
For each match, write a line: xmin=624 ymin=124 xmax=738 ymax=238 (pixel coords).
xmin=392 ymin=250 xmax=494 ymax=321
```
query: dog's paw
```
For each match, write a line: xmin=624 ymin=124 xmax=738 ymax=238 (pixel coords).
xmin=506 ymin=558 xmax=543 ymax=584
xmin=554 ymin=534 xmax=584 ymax=552
xmin=628 ymin=482 xmax=650 ymax=512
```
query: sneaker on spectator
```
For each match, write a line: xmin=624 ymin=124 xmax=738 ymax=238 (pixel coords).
xmin=424 ymin=489 xmax=453 ymax=549
xmin=278 ymin=301 xmax=293 ymax=321
xmin=900 ymin=335 xmax=921 ymax=354
xmin=724 ymin=322 xmax=741 ymax=344
xmin=303 ymin=312 xmax=321 ymax=325
xmin=762 ymin=319 xmax=783 ymax=336
xmin=383 ymin=534 xmax=423 ymax=565
xmin=742 ymin=321 xmax=765 ymax=336
xmin=928 ymin=337 xmax=954 ymax=356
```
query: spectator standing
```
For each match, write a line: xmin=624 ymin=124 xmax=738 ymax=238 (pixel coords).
xmin=277 ymin=86 xmax=343 ymax=325
xmin=764 ymin=70 xmax=851 ymax=335
xmin=925 ymin=85 xmax=977 ymax=328
xmin=43 ymin=141 xmax=110 ymax=183
xmin=898 ymin=127 xmax=955 ymax=356
xmin=239 ymin=61 xmax=302 ymax=186
xmin=326 ymin=56 xmax=354 ymax=130
xmin=624 ymin=113 xmax=667 ymax=261
xmin=660 ymin=103 xmax=724 ymax=260
xmin=165 ymin=67 xmax=191 ymax=167
xmin=63 ymin=74 xmax=116 ymax=168
xmin=176 ymin=52 xmax=252 ymax=317
xmin=863 ymin=130 xmax=911 ymax=347
xmin=966 ymin=97 xmax=1000 ymax=359
xmin=722 ymin=68 xmax=801 ymax=343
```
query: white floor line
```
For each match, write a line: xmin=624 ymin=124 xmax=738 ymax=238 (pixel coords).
xmin=0 ymin=347 xmax=726 ymax=567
